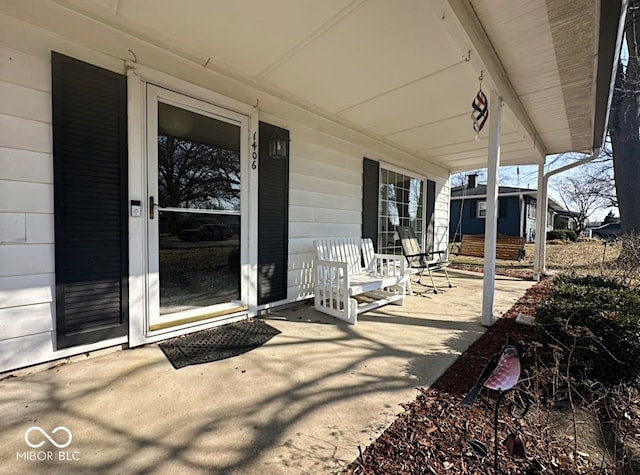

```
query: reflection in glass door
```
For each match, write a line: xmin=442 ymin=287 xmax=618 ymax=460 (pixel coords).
xmin=147 ymin=86 xmax=247 ymax=326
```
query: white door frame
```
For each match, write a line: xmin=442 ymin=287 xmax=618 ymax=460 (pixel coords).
xmin=145 ymin=85 xmax=250 ymax=334
xmin=127 ymin=66 xmax=257 ymax=346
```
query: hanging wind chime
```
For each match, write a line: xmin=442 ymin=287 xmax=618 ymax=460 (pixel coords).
xmin=471 ymin=71 xmax=488 ymax=140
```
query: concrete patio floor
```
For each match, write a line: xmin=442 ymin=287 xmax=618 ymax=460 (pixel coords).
xmin=0 ymin=270 xmax=534 ymax=475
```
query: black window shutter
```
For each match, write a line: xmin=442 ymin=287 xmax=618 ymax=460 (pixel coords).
xmin=499 ymin=199 xmax=507 ymax=218
xmin=257 ymin=122 xmax=289 ymax=305
xmin=362 ymin=158 xmax=380 ymax=249
xmin=426 ymin=179 xmax=436 ymax=253
xmin=470 ymin=201 xmax=477 ymax=218
xmin=52 ymin=52 xmax=128 ymax=349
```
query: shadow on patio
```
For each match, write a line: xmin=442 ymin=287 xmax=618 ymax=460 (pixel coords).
xmin=0 ymin=270 xmax=534 ymax=475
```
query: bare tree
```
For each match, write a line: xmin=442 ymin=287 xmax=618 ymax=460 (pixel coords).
xmin=609 ymin=0 xmax=640 ymax=234
xmin=552 ymin=168 xmax=609 ymax=236
xmin=580 ymin=147 xmax=618 ymax=208
xmin=158 ymin=135 xmax=240 ymax=210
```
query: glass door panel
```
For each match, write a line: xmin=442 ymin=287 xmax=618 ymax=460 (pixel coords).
xmin=158 ymin=211 xmax=240 ymax=314
xmin=147 ymin=86 xmax=247 ymax=328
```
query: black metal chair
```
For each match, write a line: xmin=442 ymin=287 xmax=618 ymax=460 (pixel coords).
xmin=396 ymin=226 xmax=453 ymax=294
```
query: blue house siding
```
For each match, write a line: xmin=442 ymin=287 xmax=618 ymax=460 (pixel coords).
xmin=449 ymin=196 xmax=522 ymax=242
xmin=450 ymin=184 xmax=565 ymax=243
xmin=450 ymin=200 xmax=482 ymax=240
xmin=499 ymin=196 xmax=521 ymax=236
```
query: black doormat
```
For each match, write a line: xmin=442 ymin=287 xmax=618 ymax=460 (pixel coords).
xmin=158 ymin=319 xmax=281 ymax=369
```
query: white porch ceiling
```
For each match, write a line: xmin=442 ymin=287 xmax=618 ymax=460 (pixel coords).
xmin=7 ymin=0 xmax=620 ymax=173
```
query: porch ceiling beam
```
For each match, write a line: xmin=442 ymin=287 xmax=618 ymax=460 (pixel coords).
xmin=442 ymin=0 xmax=546 ymax=164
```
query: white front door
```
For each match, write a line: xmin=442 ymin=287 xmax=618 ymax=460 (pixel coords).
xmin=146 ymin=85 xmax=249 ymax=332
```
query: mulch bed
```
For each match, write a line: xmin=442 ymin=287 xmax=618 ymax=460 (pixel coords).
xmin=345 ymin=277 xmax=610 ymax=474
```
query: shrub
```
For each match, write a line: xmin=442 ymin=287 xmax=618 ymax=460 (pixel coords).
xmin=546 ymin=229 xmax=577 ymax=242
xmin=613 ymin=232 xmax=640 ymax=289
xmin=546 ymin=230 xmax=564 ymax=241
xmin=564 ymin=229 xmax=578 ymax=242
xmin=535 ymin=275 xmax=640 ymax=385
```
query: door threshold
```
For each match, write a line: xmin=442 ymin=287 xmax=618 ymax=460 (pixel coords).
xmin=149 ymin=305 xmax=249 ymax=332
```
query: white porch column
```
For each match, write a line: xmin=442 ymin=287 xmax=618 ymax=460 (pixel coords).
xmin=482 ymin=90 xmax=502 ymax=326
xmin=533 ymin=150 xmax=600 ymax=280
xmin=533 ymin=162 xmax=547 ymax=280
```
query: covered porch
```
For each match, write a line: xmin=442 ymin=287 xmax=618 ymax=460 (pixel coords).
xmin=0 ymin=0 xmax=625 ymax=370
xmin=0 ymin=270 xmax=534 ymax=474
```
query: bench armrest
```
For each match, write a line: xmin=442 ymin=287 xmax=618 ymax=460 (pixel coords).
xmin=371 ymin=253 xmax=406 ymax=277
xmin=315 ymin=259 xmax=349 ymax=276
xmin=404 ymin=250 xmax=449 ymax=267
xmin=315 ymin=259 xmax=350 ymax=292
xmin=405 ymin=250 xmax=446 ymax=258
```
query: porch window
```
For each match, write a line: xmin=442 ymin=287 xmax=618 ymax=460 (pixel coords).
xmin=547 ymin=211 xmax=554 ymax=229
xmin=378 ymin=167 xmax=424 ymax=255
xmin=528 ymin=202 xmax=536 ymax=219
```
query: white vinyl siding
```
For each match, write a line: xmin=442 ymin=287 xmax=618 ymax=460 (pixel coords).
xmin=286 ymin=126 xmax=363 ymax=300
xmin=0 ymin=45 xmax=58 ymax=368
xmin=0 ymin=148 xmax=54 ymax=183
xmin=433 ymin=178 xmax=450 ymax=253
xmin=0 ymin=213 xmax=25 ymax=243
xmin=0 ymin=114 xmax=52 ymax=153
xmin=0 ymin=80 xmax=51 ymax=123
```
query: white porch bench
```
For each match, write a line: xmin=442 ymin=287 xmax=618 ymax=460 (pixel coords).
xmin=313 ymin=238 xmax=408 ymax=324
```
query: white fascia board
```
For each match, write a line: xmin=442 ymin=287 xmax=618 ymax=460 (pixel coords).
xmin=451 ymin=191 xmax=564 ymax=210
xmin=451 ymin=191 xmax=531 ymax=200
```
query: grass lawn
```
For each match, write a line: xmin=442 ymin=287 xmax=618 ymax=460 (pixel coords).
xmin=449 ymin=239 xmax=622 ymax=278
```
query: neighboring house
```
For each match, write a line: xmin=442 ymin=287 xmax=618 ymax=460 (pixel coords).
xmin=449 ymin=176 xmax=567 ymax=243
xmin=554 ymin=210 xmax=579 ymax=231
xmin=0 ymin=1 xmax=622 ymax=373
xmin=592 ymin=222 xmax=623 ymax=240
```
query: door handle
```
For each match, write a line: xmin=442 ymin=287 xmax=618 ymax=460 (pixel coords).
xmin=149 ymin=196 xmax=155 ymax=219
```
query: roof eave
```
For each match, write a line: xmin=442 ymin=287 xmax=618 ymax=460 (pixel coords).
xmin=593 ymin=0 xmax=627 ymax=150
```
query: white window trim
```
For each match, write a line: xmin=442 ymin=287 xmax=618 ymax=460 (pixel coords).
xmin=477 ymin=200 xmax=487 ymax=218
xmin=378 ymin=162 xmax=430 ymax=251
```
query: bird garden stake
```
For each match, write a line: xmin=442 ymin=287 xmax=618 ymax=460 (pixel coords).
xmin=462 ymin=335 xmax=533 ymax=474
